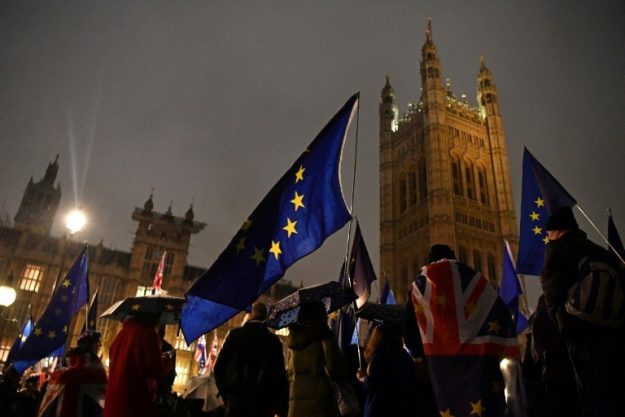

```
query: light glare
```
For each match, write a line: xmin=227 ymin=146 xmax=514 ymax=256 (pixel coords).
xmin=65 ymin=209 xmax=87 ymax=234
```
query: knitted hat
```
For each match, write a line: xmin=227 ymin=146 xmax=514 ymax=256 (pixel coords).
xmin=545 ymin=207 xmax=578 ymax=231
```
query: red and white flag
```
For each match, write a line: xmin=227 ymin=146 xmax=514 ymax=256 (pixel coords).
xmin=152 ymin=251 xmax=166 ymax=294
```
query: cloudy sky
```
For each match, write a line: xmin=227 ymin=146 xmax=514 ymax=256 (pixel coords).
xmin=1 ymin=1 xmax=624 ymax=307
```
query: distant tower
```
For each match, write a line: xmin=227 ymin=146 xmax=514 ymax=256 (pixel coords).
xmin=126 ymin=195 xmax=206 ymax=297
xmin=14 ymin=155 xmax=62 ymax=235
xmin=379 ymin=20 xmax=518 ymax=302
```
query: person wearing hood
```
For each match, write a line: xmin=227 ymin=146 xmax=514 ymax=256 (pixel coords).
xmin=540 ymin=207 xmax=625 ymax=417
xmin=361 ymin=322 xmax=418 ymax=417
xmin=286 ymin=300 xmax=347 ymax=417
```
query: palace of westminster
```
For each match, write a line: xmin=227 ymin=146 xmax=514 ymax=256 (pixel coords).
xmin=0 ymin=22 xmax=518 ymax=389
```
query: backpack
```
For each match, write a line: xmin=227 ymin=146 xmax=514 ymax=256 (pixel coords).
xmin=565 ymin=252 xmax=625 ymax=328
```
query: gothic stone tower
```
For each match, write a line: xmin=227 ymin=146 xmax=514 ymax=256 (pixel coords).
xmin=124 ymin=195 xmax=206 ymax=299
xmin=14 ymin=155 xmax=62 ymax=235
xmin=379 ymin=20 xmax=518 ymax=302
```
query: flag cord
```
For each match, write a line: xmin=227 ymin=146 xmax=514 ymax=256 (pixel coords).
xmin=576 ymin=205 xmax=625 ymax=265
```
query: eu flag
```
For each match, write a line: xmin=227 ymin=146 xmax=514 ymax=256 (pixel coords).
xmin=13 ymin=246 xmax=90 ymax=373
xmin=499 ymin=241 xmax=529 ymax=335
xmin=517 ymin=148 xmax=576 ymax=275
xmin=349 ymin=221 xmax=377 ymax=309
xmin=5 ymin=313 xmax=34 ymax=368
xmin=81 ymin=288 xmax=99 ymax=334
xmin=181 ymin=95 xmax=357 ymax=343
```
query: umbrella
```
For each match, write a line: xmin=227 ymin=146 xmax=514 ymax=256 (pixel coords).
xmin=266 ymin=281 xmax=356 ymax=329
xmin=100 ymin=295 xmax=184 ymax=325
xmin=355 ymin=302 xmax=404 ymax=325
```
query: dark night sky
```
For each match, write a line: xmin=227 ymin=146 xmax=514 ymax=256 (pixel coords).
xmin=1 ymin=1 xmax=624 ymax=308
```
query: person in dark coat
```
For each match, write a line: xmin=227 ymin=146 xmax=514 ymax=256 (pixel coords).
xmin=104 ymin=313 xmax=173 ymax=417
xmin=362 ymin=323 xmax=418 ymax=417
xmin=286 ymin=301 xmax=348 ymax=417
xmin=214 ymin=302 xmax=288 ymax=417
xmin=540 ymin=207 xmax=625 ymax=417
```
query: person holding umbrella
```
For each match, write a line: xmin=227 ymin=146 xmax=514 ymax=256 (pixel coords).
xmin=104 ymin=312 xmax=174 ymax=417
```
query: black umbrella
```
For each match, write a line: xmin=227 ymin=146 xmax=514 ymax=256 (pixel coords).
xmin=266 ymin=281 xmax=356 ymax=329
xmin=100 ymin=295 xmax=184 ymax=325
xmin=355 ymin=302 xmax=404 ymax=325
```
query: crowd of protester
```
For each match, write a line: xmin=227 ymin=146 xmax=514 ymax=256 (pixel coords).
xmin=0 ymin=207 xmax=623 ymax=417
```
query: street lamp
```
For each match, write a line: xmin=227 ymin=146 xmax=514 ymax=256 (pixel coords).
xmin=0 ymin=271 xmax=17 ymax=309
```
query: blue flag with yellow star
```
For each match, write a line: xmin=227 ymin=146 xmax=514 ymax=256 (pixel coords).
xmin=5 ymin=314 xmax=34 ymax=368
xmin=517 ymin=148 xmax=576 ymax=275
xmin=12 ymin=246 xmax=90 ymax=373
xmin=499 ymin=241 xmax=529 ymax=335
xmin=181 ymin=94 xmax=357 ymax=343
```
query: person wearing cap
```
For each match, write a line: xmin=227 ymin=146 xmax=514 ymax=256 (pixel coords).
xmin=540 ymin=206 xmax=624 ymax=417
xmin=214 ymin=301 xmax=288 ymax=417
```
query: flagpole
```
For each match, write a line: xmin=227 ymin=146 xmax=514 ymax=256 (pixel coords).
xmin=337 ymin=94 xmax=365 ymax=369
xmin=575 ymin=205 xmax=625 ymax=265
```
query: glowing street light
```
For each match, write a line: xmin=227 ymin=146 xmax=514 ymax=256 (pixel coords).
xmin=0 ymin=271 xmax=17 ymax=309
xmin=65 ymin=208 xmax=87 ymax=235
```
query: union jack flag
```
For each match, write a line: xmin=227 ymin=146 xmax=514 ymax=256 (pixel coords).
xmin=194 ymin=334 xmax=207 ymax=371
xmin=411 ymin=259 xmax=520 ymax=417
xmin=38 ymin=353 xmax=107 ymax=417
xmin=152 ymin=251 xmax=166 ymax=294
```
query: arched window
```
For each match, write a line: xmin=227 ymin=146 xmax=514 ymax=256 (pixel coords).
xmin=399 ymin=174 xmax=407 ymax=213
xmin=478 ymin=166 xmax=489 ymax=205
xmin=465 ymin=161 xmax=476 ymax=200
xmin=451 ymin=156 xmax=463 ymax=196
xmin=487 ymin=254 xmax=497 ymax=283
xmin=409 ymin=168 xmax=417 ymax=206
xmin=418 ymin=159 xmax=428 ymax=199
xmin=458 ymin=246 xmax=468 ymax=264
xmin=473 ymin=250 xmax=483 ymax=273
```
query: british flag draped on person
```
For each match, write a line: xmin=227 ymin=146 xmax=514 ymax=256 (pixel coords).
xmin=406 ymin=244 xmax=522 ymax=417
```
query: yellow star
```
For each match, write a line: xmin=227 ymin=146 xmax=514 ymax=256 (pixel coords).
xmin=54 ymin=308 xmax=62 ymax=316
xmin=439 ymin=408 xmax=455 ymax=417
xmin=491 ymin=380 xmax=503 ymax=394
xmin=60 ymin=295 xmax=68 ymax=302
xmin=469 ymin=399 xmax=486 ymax=417
xmin=251 ymin=247 xmax=266 ymax=266
xmin=534 ymin=197 xmax=545 ymax=207
xmin=532 ymin=225 xmax=542 ymax=235
xmin=34 ymin=327 xmax=42 ymax=336
xmin=131 ymin=304 xmax=141 ymax=311
xmin=62 ymin=279 xmax=71 ymax=288
xmin=269 ymin=240 xmax=282 ymax=260
xmin=241 ymin=218 xmax=253 ymax=231
xmin=283 ymin=218 xmax=298 ymax=238
xmin=487 ymin=320 xmax=502 ymax=333
xmin=235 ymin=236 xmax=246 ymax=254
xmin=436 ymin=294 xmax=448 ymax=307
xmin=529 ymin=211 xmax=540 ymax=221
xmin=63 ymin=325 xmax=68 ymax=334
xmin=543 ymin=235 xmax=550 ymax=245
xmin=295 ymin=165 xmax=305 ymax=183
xmin=290 ymin=192 xmax=305 ymax=211
xmin=47 ymin=330 xmax=56 ymax=339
